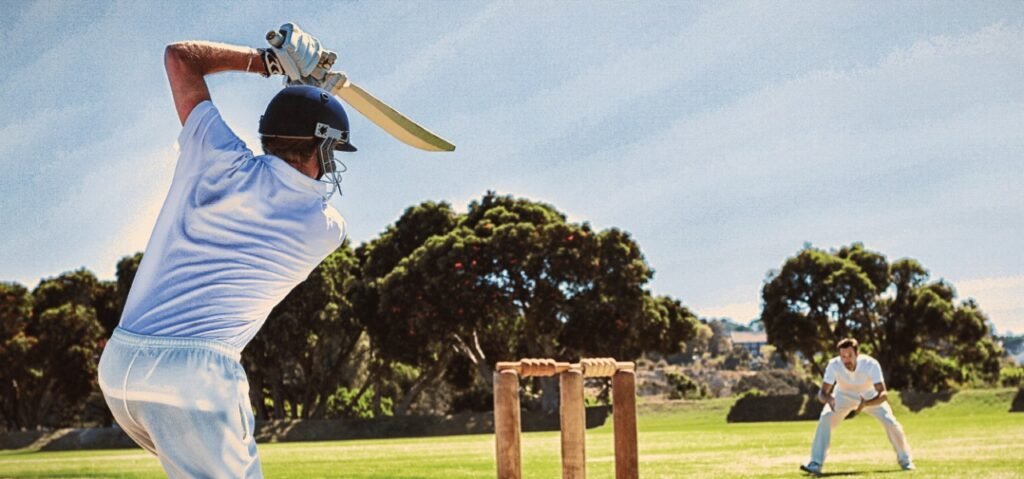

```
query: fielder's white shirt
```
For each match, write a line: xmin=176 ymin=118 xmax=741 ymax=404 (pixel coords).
xmin=822 ymin=354 xmax=885 ymax=399
xmin=119 ymin=101 xmax=346 ymax=350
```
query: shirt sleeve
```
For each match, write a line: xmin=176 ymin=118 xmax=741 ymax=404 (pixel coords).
xmin=822 ymin=360 xmax=837 ymax=385
xmin=869 ymin=359 xmax=884 ymax=384
xmin=174 ymin=101 xmax=251 ymax=178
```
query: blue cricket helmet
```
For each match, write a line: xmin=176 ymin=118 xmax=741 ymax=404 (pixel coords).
xmin=259 ymin=85 xmax=356 ymax=152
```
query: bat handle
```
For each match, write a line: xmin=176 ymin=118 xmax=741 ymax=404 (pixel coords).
xmin=266 ymin=30 xmax=285 ymax=48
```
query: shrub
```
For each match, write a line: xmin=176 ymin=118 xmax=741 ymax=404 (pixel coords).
xmin=726 ymin=393 xmax=823 ymax=422
xmin=666 ymin=371 xmax=709 ymax=400
xmin=735 ymin=369 xmax=817 ymax=396
xmin=1000 ymin=366 xmax=1024 ymax=388
xmin=324 ymin=386 xmax=393 ymax=419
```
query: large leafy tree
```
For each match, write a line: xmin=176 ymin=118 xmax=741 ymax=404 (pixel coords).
xmin=0 ymin=282 xmax=36 ymax=430
xmin=353 ymin=200 xmax=463 ymax=415
xmin=360 ymin=193 xmax=699 ymax=413
xmin=5 ymin=270 xmax=108 ymax=428
xmin=243 ymin=243 xmax=364 ymax=420
xmin=761 ymin=244 xmax=1002 ymax=390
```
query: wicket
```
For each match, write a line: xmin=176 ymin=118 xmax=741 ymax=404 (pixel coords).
xmin=493 ymin=358 xmax=638 ymax=479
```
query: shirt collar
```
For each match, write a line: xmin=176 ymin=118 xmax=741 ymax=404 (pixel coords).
xmin=260 ymin=154 xmax=329 ymax=199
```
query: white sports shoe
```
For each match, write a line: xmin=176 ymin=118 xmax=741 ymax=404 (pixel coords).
xmin=901 ymin=462 xmax=916 ymax=471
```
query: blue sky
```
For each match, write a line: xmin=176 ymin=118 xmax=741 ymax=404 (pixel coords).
xmin=1 ymin=1 xmax=1022 ymax=333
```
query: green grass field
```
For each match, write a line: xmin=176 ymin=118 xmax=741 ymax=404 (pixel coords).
xmin=1 ymin=389 xmax=1021 ymax=478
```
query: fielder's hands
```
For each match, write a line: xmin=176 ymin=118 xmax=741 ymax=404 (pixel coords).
xmin=823 ymin=394 xmax=836 ymax=411
xmin=268 ymin=23 xmax=336 ymax=85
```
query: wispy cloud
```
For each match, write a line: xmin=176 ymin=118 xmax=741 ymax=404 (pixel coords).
xmin=955 ymin=275 xmax=1024 ymax=334
xmin=697 ymin=301 xmax=761 ymax=323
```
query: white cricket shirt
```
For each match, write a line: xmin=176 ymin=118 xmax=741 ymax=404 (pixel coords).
xmin=119 ymin=101 xmax=346 ymax=350
xmin=822 ymin=354 xmax=885 ymax=399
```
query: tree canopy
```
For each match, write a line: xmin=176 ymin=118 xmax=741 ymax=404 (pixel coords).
xmin=357 ymin=192 xmax=700 ymax=412
xmin=761 ymin=243 xmax=1003 ymax=391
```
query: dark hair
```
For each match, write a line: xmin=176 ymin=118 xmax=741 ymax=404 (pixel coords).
xmin=260 ymin=136 xmax=319 ymax=166
xmin=836 ymin=338 xmax=859 ymax=351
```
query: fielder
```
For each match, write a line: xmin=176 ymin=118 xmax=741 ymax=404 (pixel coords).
xmin=97 ymin=25 xmax=350 ymax=478
xmin=801 ymin=338 xmax=915 ymax=475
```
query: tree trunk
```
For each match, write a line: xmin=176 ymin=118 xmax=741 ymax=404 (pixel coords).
xmin=335 ymin=364 xmax=379 ymax=418
xmin=539 ymin=376 xmax=560 ymax=414
xmin=372 ymin=375 xmax=383 ymax=417
xmin=250 ymin=374 xmax=268 ymax=420
xmin=272 ymin=381 xmax=285 ymax=419
xmin=452 ymin=330 xmax=494 ymax=387
xmin=395 ymin=353 xmax=452 ymax=416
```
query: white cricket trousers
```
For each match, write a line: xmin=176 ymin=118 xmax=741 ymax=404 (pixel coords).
xmin=809 ymin=390 xmax=912 ymax=468
xmin=98 ymin=328 xmax=262 ymax=478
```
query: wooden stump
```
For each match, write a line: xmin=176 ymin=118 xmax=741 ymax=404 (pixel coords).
xmin=612 ymin=369 xmax=638 ymax=479
xmin=495 ymin=369 xmax=522 ymax=479
xmin=560 ymin=368 xmax=586 ymax=479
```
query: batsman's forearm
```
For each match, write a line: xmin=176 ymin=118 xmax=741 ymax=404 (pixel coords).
xmin=863 ymin=391 xmax=887 ymax=407
xmin=165 ymin=41 xmax=267 ymax=77
xmin=165 ymin=41 xmax=271 ymax=125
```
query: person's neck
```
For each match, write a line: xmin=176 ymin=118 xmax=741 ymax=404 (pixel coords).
xmin=285 ymin=158 xmax=320 ymax=180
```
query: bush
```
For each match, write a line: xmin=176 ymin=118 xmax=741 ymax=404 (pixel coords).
xmin=1000 ymin=366 xmax=1024 ymax=388
xmin=324 ymin=386 xmax=393 ymax=419
xmin=726 ymin=393 xmax=823 ymax=422
xmin=907 ymin=349 xmax=962 ymax=392
xmin=666 ymin=371 xmax=708 ymax=399
xmin=723 ymin=345 xmax=753 ymax=371
xmin=735 ymin=369 xmax=817 ymax=396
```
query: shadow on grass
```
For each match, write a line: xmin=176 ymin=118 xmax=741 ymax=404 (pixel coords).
xmin=1011 ymin=388 xmax=1024 ymax=413
xmin=727 ymin=394 xmax=822 ymax=422
xmin=815 ymin=470 xmax=901 ymax=477
xmin=898 ymin=390 xmax=955 ymax=412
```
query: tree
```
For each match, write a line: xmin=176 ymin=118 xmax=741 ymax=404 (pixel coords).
xmin=360 ymin=193 xmax=700 ymax=414
xmin=723 ymin=345 xmax=753 ymax=371
xmin=243 ymin=243 xmax=364 ymax=420
xmin=22 ymin=303 xmax=105 ymax=427
xmin=761 ymin=243 xmax=1003 ymax=390
xmin=0 ymin=270 xmax=109 ymax=429
xmin=0 ymin=282 xmax=36 ymax=430
xmin=353 ymin=200 xmax=461 ymax=416
xmin=705 ymin=319 xmax=734 ymax=357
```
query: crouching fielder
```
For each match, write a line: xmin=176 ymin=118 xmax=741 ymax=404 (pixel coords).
xmin=801 ymin=338 xmax=915 ymax=475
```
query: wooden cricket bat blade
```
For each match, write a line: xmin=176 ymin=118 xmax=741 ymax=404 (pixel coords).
xmin=331 ymin=81 xmax=455 ymax=152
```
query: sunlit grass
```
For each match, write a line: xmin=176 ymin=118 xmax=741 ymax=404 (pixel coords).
xmin=0 ymin=389 xmax=1020 ymax=478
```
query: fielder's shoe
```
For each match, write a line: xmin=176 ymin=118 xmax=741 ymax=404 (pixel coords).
xmin=800 ymin=463 xmax=822 ymax=476
xmin=901 ymin=462 xmax=916 ymax=471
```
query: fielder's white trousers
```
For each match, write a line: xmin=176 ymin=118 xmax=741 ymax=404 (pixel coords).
xmin=98 ymin=328 xmax=262 ymax=478
xmin=809 ymin=390 xmax=913 ymax=468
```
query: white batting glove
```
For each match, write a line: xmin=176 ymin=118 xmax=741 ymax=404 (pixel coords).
xmin=269 ymin=23 xmax=335 ymax=82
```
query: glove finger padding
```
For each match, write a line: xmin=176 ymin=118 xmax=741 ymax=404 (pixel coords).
xmin=273 ymin=23 xmax=327 ymax=80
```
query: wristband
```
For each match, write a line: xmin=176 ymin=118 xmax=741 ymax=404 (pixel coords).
xmin=259 ymin=48 xmax=284 ymax=77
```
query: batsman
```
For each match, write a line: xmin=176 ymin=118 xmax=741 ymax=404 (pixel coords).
xmin=97 ymin=24 xmax=357 ymax=477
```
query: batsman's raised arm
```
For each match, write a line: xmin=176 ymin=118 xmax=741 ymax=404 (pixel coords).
xmin=164 ymin=41 xmax=271 ymax=125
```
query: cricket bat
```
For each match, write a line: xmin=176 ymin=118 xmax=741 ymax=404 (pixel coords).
xmin=267 ymin=30 xmax=456 ymax=152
